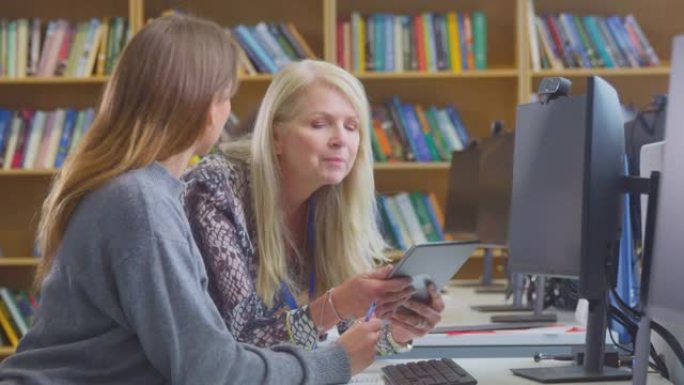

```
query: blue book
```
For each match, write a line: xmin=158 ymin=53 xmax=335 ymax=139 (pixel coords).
xmin=233 ymin=25 xmax=278 ymax=73
xmin=458 ymin=13 xmax=468 ymax=70
xmin=378 ymin=195 xmax=407 ymax=250
xmin=559 ymin=13 xmax=591 ymax=68
xmin=401 ymin=103 xmax=433 ymax=161
xmin=0 ymin=109 xmax=12 ymax=168
xmin=583 ymin=16 xmax=615 ymax=68
xmin=54 ymin=109 xmax=77 ymax=168
xmin=606 ymin=16 xmax=639 ymax=67
xmin=384 ymin=14 xmax=394 ymax=72
xmin=445 ymin=106 xmax=470 ymax=147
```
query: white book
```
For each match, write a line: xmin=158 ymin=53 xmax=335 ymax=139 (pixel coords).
xmin=395 ymin=192 xmax=428 ymax=245
xmin=22 ymin=110 xmax=46 ymax=169
xmin=394 ymin=15 xmax=403 ymax=72
xmin=526 ymin=0 xmax=541 ymax=71
xmin=16 ymin=19 xmax=28 ymax=78
xmin=254 ymin=22 xmax=291 ymax=70
xmin=78 ymin=18 xmax=101 ymax=77
xmin=35 ymin=111 xmax=57 ymax=169
xmin=435 ymin=108 xmax=463 ymax=151
xmin=385 ymin=195 xmax=414 ymax=249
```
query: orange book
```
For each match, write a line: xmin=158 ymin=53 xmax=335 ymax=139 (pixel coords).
xmin=413 ymin=15 xmax=426 ymax=71
xmin=372 ymin=118 xmax=393 ymax=160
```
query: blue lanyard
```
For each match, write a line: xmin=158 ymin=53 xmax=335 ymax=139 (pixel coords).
xmin=280 ymin=199 xmax=316 ymax=310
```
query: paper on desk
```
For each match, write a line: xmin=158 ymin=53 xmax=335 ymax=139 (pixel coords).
xmin=444 ymin=325 xmax=585 ymax=336
xmin=346 ymin=372 xmax=384 ymax=384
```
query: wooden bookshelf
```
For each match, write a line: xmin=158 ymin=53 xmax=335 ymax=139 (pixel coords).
xmin=0 ymin=258 xmax=40 ymax=267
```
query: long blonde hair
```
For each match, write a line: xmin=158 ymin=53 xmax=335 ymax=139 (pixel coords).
xmin=223 ymin=60 xmax=386 ymax=305
xmin=35 ymin=15 xmax=239 ymax=286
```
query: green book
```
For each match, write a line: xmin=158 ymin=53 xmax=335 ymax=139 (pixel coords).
xmin=369 ymin=125 xmax=387 ymax=162
xmin=425 ymin=107 xmax=451 ymax=161
xmin=472 ymin=12 xmax=487 ymax=69
xmin=409 ymin=192 xmax=441 ymax=242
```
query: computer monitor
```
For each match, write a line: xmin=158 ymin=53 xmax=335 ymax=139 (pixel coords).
xmin=443 ymin=145 xmax=480 ymax=238
xmin=476 ymin=131 xmax=514 ymax=247
xmin=632 ymin=35 xmax=684 ymax=385
xmin=508 ymin=76 xmax=629 ymax=382
xmin=647 ymin=35 xmax=684 ymax=325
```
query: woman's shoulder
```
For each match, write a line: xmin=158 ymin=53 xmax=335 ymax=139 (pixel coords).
xmin=182 ymin=153 xmax=249 ymax=195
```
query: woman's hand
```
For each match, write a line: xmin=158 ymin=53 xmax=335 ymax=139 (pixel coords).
xmin=337 ymin=318 xmax=384 ymax=375
xmin=389 ymin=283 xmax=445 ymax=344
xmin=333 ymin=265 xmax=414 ymax=320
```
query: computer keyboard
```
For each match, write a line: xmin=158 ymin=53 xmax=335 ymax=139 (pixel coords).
xmin=381 ymin=358 xmax=478 ymax=385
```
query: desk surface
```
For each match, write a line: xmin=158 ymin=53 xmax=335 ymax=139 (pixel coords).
xmin=351 ymin=357 xmax=671 ymax=385
xmin=405 ymin=281 xmax=592 ymax=358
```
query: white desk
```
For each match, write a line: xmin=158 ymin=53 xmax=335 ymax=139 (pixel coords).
xmin=350 ymin=357 xmax=672 ymax=385
xmin=402 ymin=281 xmax=599 ymax=359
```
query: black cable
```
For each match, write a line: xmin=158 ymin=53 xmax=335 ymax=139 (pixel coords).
xmin=651 ymin=320 xmax=684 ymax=368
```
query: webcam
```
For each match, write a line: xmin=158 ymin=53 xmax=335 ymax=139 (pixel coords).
xmin=538 ymin=77 xmax=572 ymax=104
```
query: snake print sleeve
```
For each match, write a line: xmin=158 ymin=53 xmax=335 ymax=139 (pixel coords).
xmin=336 ymin=320 xmax=400 ymax=355
xmin=182 ymin=155 xmax=320 ymax=350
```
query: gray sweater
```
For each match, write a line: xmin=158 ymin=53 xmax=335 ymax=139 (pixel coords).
xmin=0 ymin=162 xmax=351 ymax=385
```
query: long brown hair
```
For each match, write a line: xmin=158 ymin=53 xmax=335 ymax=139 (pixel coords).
xmin=34 ymin=15 xmax=239 ymax=286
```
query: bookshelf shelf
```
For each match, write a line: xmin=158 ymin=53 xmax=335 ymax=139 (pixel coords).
xmin=0 ymin=258 xmax=39 ymax=267
xmin=0 ymin=169 xmax=57 ymax=176
xmin=373 ymin=162 xmax=449 ymax=171
xmin=238 ymin=74 xmax=275 ymax=82
xmin=0 ymin=76 xmax=110 ymax=85
xmin=531 ymin=66 xmax=671 ymax=78
xmin=355 ymin=69 xmax=519 ymax=80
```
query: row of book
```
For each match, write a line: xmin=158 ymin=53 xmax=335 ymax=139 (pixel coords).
xmin=0 ymin=108 xmax=95 ymax=170
xmin=0 ymin=17 xmax=130 ymax=78
xmin=230 ymin=22 xmax=316 ymax=76
xmin=0 ymin=288 xmax=37 ymax=348
xmin=527 ymin=8 xmax=660 ymax=70
xmin=338 ymin=11 xmax=487 ymax=73
xmin=371 ymin=97 xmax=471 ymax=163
xmin=378 ymin=192 xmax=446 ymax=251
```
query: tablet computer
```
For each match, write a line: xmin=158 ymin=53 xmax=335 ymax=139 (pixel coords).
xmin=389 ymin=240 xmax=480 ymax=303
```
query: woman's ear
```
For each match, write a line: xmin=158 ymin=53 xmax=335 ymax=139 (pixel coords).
xmin=273 ymin=125 xmax=283 ymax=155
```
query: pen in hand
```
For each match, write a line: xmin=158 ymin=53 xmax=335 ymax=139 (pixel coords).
xmin=364 ymin=302 xmax=376 ymax=322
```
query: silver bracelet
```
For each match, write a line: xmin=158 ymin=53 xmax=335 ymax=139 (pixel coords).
xmin=326 ymin=288 xmax=345 ymax=323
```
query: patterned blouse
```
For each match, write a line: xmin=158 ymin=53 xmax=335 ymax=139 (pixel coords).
xmin=182 ymin=154 xmax=401 ymax=354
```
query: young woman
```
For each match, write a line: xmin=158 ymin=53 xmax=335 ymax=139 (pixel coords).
xmin=0 ymin=16 xmax=382 ymax=385
xmin=183 ymin=60 xmax=445 ymax=355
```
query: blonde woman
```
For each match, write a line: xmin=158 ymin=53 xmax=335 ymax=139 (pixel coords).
xmin=183 ymin=60 xmax=445 ymax=354
xmin=0 ymin=16 xmax=383 ymax=385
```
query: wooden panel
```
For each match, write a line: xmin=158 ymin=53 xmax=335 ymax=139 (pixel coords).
xmin=455 ymin=255 xmax=507 ymax=279
xmin=0 ymin=176 xmax=53 ymax=256
xmin=335 ymin=0 xmax=517 ymax=67
xmin=0 ymin=84 xmax=105 ymax=110
xmin=0 ymin=267 xmax=37 ymax=291
xmin=362 ymin=77 xmax=518 ymax=139
xmin=143 ymin=0 xmax=325 ymax=58
xmin=532 ymin=0 xmax=684 ymax=63
xmin=0 ymin=0 xmax=129 ymax=19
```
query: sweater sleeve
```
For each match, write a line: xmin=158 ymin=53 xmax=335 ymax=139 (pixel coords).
xmin=184 ymin=164 xmax=321 ymax=350
xmin=112 ymin=235 xmax=351 ymax=385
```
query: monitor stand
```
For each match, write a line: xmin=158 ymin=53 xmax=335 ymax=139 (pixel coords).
xmin=471 ymin=272 xmax=534 ymax=312
xmin=511 ymin=293 xmax=632 ymax=383
xmin=454 ymin=249 xmax=507 ymax=293
xmin=490 ymin=276 xmax=558 ymax=323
